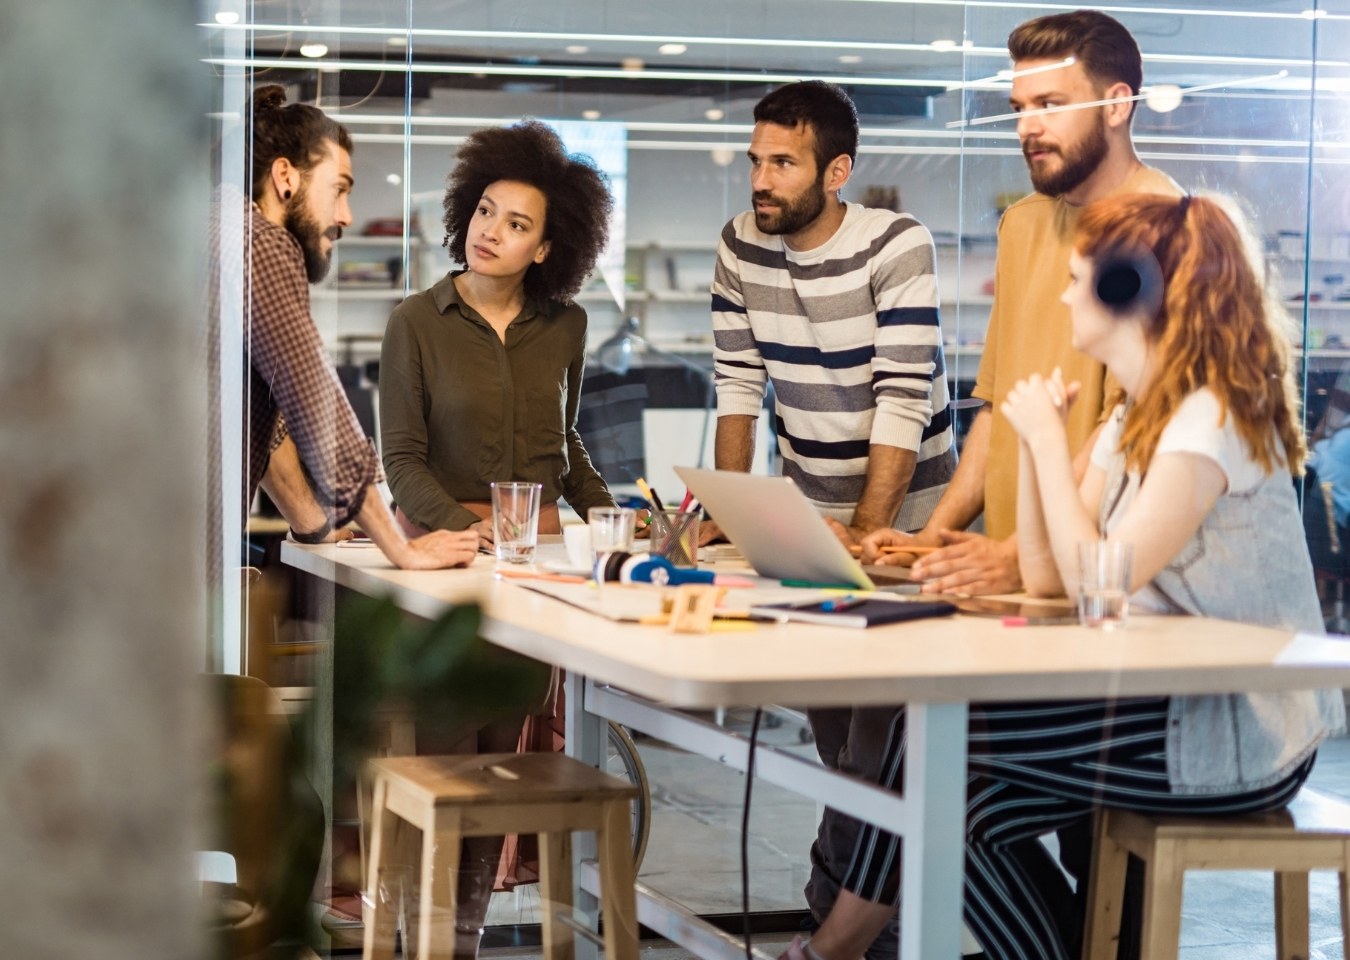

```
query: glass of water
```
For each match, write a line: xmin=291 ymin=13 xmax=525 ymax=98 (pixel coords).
xmin=589 ymin=506 xmax=636 ymax=557
xmin=1077 ymin=540 xmax=1132 ymax=630
xmin=490 ymin=481 xmax=542 ymax=564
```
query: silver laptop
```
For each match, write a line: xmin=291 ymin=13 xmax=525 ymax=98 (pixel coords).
xmin=674 ymin=467 xmax=918 ymax=592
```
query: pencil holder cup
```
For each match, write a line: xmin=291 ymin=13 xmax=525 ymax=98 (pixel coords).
xmin=648 ymin=509 xmax=700 ymax=568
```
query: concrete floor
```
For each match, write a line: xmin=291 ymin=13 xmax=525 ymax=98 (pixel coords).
xmin=465 ymin=714 xmax=1350 ymax=960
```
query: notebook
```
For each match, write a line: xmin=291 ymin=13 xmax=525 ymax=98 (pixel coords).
xmin=673 ymin=467 xmax=919 ymax=592
xmin=749 ymin=596 xmax=957 ymax=628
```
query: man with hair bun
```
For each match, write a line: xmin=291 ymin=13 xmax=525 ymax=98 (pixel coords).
xmin=209 ymin=84 xmax=477 ymax=570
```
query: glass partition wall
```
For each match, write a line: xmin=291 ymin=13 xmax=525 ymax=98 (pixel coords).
xmin=204 ymin=0 xmax=1350 ymax=924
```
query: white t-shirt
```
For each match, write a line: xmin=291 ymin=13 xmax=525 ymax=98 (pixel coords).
xmin=1090 ymin=387 xmax=1274 ymax=534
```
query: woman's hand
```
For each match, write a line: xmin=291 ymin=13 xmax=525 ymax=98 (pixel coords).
xmin=1000 ymin=368 xmax=1080 ymax=446
xmin=393 ymin=529 xmax=480 ymax=570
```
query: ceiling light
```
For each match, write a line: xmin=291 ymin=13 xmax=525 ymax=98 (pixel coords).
xmin=386 ymin=173 xmax=402 ymax=186
xmin=710 ymin=148 xmax=737 ymax=167
xmin=838 ymin=54 xmax=863 ymax=65
xmin=582 ymin=109 xmax=602 ymax=120
xmin=1301 ymin=9 xmax=1328 ymax=18
xmin=658 ymin=43 xmax=687 ymax=55
xmin=214 ymin=11 xmax=240 ymax=25
xmin=621 ymin=56 xmax=644 ymax=72
xmin=565 ymin=44 xmax=589 ymax=54
xmin=704 ymin=107 xmax=725 ymax=121
xmin=1144 ymin=84 xmax=1184 ymax=113
xmin=929 ymin=39 xmax=957 ymax=52
xmin=299 ymin=42 xmax=329 ymax=58
xmin=386 ymin=35 xmax=408 ymax=48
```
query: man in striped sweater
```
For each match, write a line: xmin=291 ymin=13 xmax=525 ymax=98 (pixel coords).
xmin=710 ymin=80 xmax=956 ymax=547
xmin=710 ymin=80 xmax=956 ymax=960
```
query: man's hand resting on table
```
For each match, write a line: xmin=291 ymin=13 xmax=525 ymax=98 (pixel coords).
xmin=910 ymin=530 xmax=1020 ymax=595
xmin=824 ymin=517 xmax=881 ymax=550
xmin=697 ymin=517 xmax=725 ymax=546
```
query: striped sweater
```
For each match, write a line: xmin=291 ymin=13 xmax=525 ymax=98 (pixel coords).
xmin=711 ymin=202 xmax=956 ymax=531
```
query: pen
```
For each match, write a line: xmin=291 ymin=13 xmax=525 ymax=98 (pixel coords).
xmin=1001 ymin=616 xmax=1080 ymax=627
xmin=635 ymin=476 xmax=666 ymax=512
xmin=822 ymin=596 xmax=867 ymax=612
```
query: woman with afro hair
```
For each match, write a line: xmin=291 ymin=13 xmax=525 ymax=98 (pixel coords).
xmin=380 ymin=119 xmax=617 ymax=545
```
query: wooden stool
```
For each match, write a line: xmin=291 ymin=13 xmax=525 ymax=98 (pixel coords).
xmin=1083 ymin=788 xmax=1350 ymax=960
xmin=362 ymin=752 xmax=639 ymax=960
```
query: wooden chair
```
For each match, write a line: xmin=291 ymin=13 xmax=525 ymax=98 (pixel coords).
xmin=1083 ymin=788 xmax=1350 ymax=960
xmin=362 ymin=751 xmax=639 ymax=960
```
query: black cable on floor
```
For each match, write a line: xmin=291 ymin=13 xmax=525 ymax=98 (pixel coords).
xmin=742 ymin=706 xmax=765 ymax=960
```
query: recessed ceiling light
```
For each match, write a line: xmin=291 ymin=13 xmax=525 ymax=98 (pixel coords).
xmin=386 ymin=173 xmax=402 ymax=186
xmin=929 ymin=39 xmax=957 ymax=52
xmin=214 ymin=11 xmax=240 ymax=25
xmin=299 ymin=42 xmax=329 ymax=58
xmin=387 ymin=35 xmax=408 ymax=48
xmin=582 ymin=109 xmax=602 ymax=120
xmin=838 ymin=54 xmax=862 ymax=65
xmin=565 ymin=44 xmax=589 ymax=55
xmin=704 ymin=107 xmax=725 ymax=121
xmin=621 ymin=56 xmax=644 ymax=72
xmin=1301 ymin=8 xmax=1328 ymax=17
xmin=1144 ymin=83 xmax=1184 ymax=113
xmin=710 ymin=148 xmax=736 ymax=168
xmin=658 ymin=43 xmax=688 ymax=56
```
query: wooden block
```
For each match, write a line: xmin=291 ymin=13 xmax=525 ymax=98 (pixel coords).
xmin=668 ymin=584 xmax=718 ymax=633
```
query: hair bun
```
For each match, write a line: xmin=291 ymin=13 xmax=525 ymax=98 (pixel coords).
xmin=252 ymin=84 xmax=288 ymax=112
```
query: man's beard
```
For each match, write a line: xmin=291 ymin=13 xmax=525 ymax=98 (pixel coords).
xmin=753 ymin=174 xmax=828 ymax=236
xmin=1023 ymin=111 xmax=1109 ymax=197
xmin=283 ymin=184 xmax=342 ymax=283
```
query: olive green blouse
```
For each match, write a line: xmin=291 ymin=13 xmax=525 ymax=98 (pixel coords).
xmin=379 ymin=271 xmax=614 ymax=531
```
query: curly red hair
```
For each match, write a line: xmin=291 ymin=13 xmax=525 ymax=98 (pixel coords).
xmin=1075 ymin=192 xmax=1305 ymax=476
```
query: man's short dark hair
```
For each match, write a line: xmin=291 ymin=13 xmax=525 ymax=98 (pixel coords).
xmin=247 ymin=84 xmax=353 ymax=202
xmin=1008 ymin=10 xmax=1143 ymax=116
xmin=753 ymin=80 xmax=859 ymax=176
xmin=442 ymin=119 xmax=613 ymax=305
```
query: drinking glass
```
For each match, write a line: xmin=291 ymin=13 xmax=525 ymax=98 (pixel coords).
xmin=589 ymin=506 xmax=637 ymax=558
xmin=1077 ymin=540 xmax=1133 ymax=630
xmin=490 ymin=481 xmax=542 ymax=564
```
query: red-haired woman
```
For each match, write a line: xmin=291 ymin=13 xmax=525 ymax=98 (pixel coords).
xmin=779 ymin=194 xmax=1345 ymax=960
xmin=968 ymin=192 xmax=1344 ymax=959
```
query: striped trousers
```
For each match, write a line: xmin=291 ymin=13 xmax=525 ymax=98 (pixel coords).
xmin=832 ymin=697 xmax=1315 ymax=960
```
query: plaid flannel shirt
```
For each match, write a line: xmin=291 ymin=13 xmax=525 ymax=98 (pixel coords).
xmin=209 ymin=190 xmax=376 ymax=530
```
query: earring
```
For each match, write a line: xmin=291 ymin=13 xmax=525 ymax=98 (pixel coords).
xmin=283 ymin=189 xmax=292 ymax=200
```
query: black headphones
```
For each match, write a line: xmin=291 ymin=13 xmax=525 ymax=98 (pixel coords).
xmin=1093 ymin=247 xmax=1163 ymax=318
xmin=1091 ymin=195 xmax=1187 ymax=318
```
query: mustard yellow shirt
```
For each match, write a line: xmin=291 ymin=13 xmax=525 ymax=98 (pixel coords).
xmin=972 ymin=165 xmax=1182 ymax=540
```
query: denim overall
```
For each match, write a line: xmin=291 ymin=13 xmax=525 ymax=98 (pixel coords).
xmin=1099 ymin=442 xmax=1346 ymax=794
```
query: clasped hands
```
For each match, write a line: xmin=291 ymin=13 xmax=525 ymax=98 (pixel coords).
xmin=1000 ymin=366 xmax=1080 ymax=447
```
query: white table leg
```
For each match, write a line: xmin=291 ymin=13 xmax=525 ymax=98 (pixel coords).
xmin=900 ymin=702 xmax=969 ymax=960
xmin=566 ymin=670 xmax=606 ymax=960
